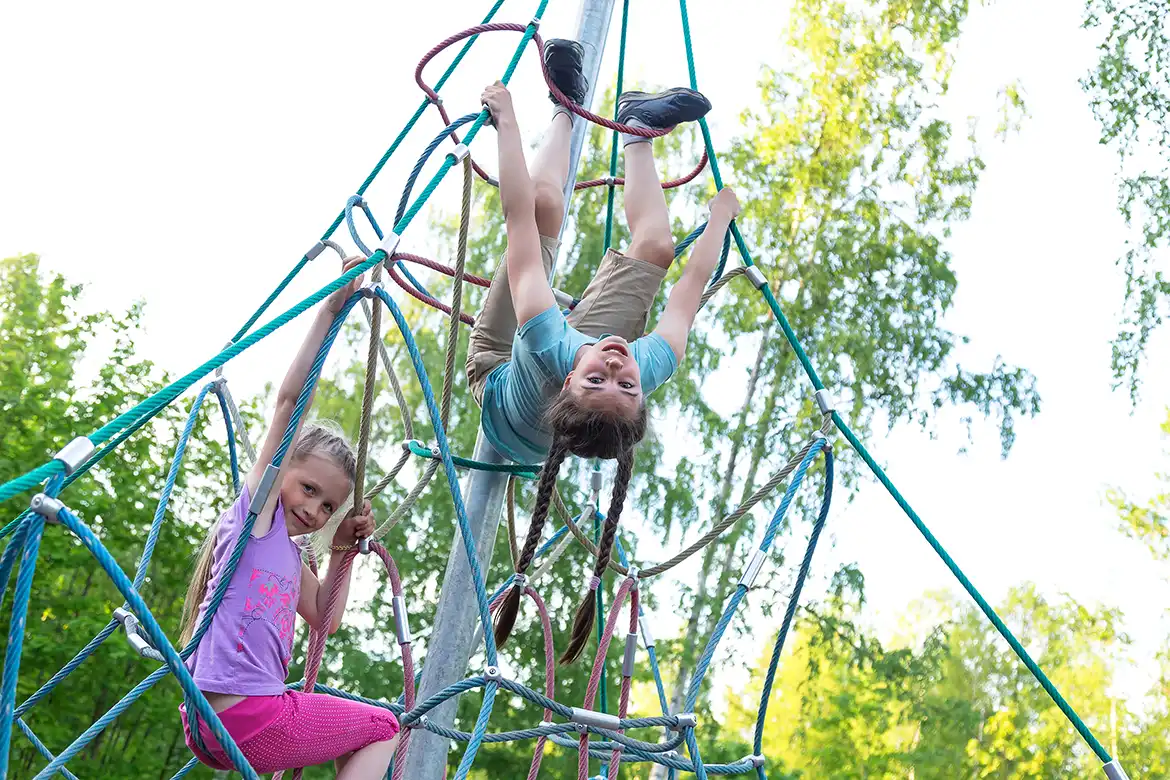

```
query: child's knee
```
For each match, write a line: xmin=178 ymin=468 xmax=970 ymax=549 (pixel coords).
xmin=629 ymin=235 xmax=676 ymax=269
xmin=534 ymin=179 xmax=565 ymax=234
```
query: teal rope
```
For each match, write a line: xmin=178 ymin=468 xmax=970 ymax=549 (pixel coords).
xmin=673 ymin=0 xmax=1109 ymax=763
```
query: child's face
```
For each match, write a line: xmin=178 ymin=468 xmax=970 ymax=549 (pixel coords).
xmin=565 ymin=336 xmax=644 ymax=418
xmin=280 ymin=454 xmax=353 ymax=537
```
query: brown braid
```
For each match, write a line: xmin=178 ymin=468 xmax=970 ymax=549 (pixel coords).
xmin=493 ymin=389 xmax=647 ymax=653
xmin=492 ymin=440 xmax=569 ymax=647
xmin=559 ymin=447 xmax=635 ymax=665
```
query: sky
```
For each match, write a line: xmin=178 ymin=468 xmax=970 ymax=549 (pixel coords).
xmin=3 ymin=0 xmax=1169 ymax=732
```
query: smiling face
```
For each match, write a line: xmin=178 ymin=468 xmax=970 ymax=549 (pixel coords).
xmin=279 ymin=454 xmax=353 ymax=537
xmin=565 ymin=336 xmax=644 ymax=418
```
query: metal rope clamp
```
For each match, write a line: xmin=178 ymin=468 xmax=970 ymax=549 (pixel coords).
xmin=54 ymin=436 xmax=95 ymax=476
xmin=670 ymin=712 xmax=698 ymax=732
xmin=358 ymin=281 xmax=384 ymax=299
xmin=113 ymin=607 xmax=165 ymax=662
xmin=29 ymin=493 xmax=66 ymax=525
xmin=448 ymin=143 xmax=470 ymax=164
xmin=483 ymin=665 xmax=505 ymax=683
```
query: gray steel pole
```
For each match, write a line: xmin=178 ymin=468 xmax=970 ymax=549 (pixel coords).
xmin=399 ymin=2 xmax=617 ymax=778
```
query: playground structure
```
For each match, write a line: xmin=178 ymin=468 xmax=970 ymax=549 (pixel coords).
xmin=0 ymin=1 xmax=1133 ymax=779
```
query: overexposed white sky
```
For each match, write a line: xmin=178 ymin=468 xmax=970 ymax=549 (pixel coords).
xmin=3 ymin=0 xmax=1169 ymax=727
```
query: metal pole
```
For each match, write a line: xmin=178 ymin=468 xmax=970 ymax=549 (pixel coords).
xmin=399 ymin=2 xmax=616 ymax=778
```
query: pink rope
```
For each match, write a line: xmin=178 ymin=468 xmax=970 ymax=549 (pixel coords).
xmin=607 ymin=588 xmax=639 ymax=780
xmin=388 ymin=262 xmax=476 ymax=326
xmin=578 ymin=576 xmax=637 ymax=780
xmin=412 ymin=21 xmax=705 ymax=192
xmin=575 ymin=150 xmax=710 ymax=192
xmin=280 ymin=542 xmax=413 ymax=780
xmin=489 ymin=583 xmax=558 ymax=780
xmin=395 ymin=252 xmax=491 ymax=288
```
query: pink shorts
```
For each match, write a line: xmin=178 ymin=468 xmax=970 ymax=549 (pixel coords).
xmin=180 ymin=691 xmax=399 ymax=773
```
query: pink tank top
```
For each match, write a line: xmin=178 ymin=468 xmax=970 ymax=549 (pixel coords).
xmin=185 ymin=483 xmax=302 ymax=696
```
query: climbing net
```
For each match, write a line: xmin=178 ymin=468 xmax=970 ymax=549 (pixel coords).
xmin=0 ymin=1 xmax=1125 ymax=779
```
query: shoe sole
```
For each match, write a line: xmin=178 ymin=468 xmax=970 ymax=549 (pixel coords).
xmin=617 ymin=87 xmax=711 ymax=127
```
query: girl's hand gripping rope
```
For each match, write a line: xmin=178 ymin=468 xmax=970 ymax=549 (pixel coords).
xmin=325 ymin=255 xmax=368 ymax=314
xmin=332 ymin=499 xmax=375 ymax=549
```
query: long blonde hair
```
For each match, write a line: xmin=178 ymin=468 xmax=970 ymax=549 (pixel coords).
xmin=178 ymin=422 xmax=356 ymax=647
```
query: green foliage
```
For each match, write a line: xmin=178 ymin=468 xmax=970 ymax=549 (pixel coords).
xmin=0 ymin=254 xmax=248 ymax=778
xmin=723 ymin=580 xmax=1170 ymax=778
xmin=1105 ymin=409 xmax=1170 ymax=563
xmin=1082 ymin=0 xmax=1170 ymax=402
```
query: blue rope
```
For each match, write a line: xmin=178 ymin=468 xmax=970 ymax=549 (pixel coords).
xmin=212 ymin=382 xmax=241 ymax=493
xmin=34 ymin=505 xmax=257 ymax=779
xmin=686 ymin=441 xmax=828 ymax=713
xmin=0 ymin=472 xmax=62 ymax=770
xmin=15 ymin=717 xmax=78 ymax=780
xmin=673 ymin=221 xmax=733 ymax=286
xmin=753 ymin=450 xmax=833 ymax=763
xmin=395 ymin=112 xmax=480 ymax=227
xmin=344 ymin=195 xmax=435 ymax=301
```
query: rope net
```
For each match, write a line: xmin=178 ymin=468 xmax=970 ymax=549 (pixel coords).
xmin=0 ymin=0 xmax=1111 ymax=778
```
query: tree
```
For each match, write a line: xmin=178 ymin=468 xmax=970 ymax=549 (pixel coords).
xmin=0 ymin=254 xmax=244 ymax=778
xmin=722 ymin=575 xmax=1160 ymax=779
xmin=1082 ymin=0 xmax=1170 ymax=402
xmin=1105 ymin=409 xmax=1170 ymax=564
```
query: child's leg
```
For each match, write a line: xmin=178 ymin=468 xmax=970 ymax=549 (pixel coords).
xmin=336 ymin=735 xmax=399 ymax=780
xmin=622 ymin=139 xmax=675 ymax=270
xmin=467 ymin=41 xmax=584 ymax=400
xmin=532 ymin=110 xmax=573 ymax=238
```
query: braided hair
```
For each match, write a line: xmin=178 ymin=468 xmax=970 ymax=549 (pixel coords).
xmin=492 ymin=391 xmax=647 ymax=658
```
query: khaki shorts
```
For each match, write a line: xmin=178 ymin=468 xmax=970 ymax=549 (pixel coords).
xmin=466 ymin=235 xmax=667 ymax=404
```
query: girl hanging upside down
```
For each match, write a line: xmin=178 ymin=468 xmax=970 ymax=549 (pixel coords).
xmin=471 ymin=39 xmax=740 ymax=663
xmin=177 ymin=255 xmax=399 ymax=778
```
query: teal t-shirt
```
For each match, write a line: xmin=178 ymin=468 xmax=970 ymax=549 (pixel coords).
xmin=481 ymin=306 xmax=677 ymax=464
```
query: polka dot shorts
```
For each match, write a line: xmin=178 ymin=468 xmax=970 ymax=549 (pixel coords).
xmin=182 ymin=691 xmax=399 ymax=773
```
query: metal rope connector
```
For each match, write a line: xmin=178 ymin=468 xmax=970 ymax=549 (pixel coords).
xmin=528 ymin=15 xmax=541 ymax=29
xmin=746 ymin=755 xmax=766 ymax=768
xmin=380 ymin=231 xmax=401 ymax=257
xmin=448 ymin=143 xmax=470 ymax=163
xmin=672 ymin=712 xmax=698 ymax=731
xmin=553 ymin=288 xmax=575 ymax=309
xmin=408 ymin=714 xmax=430 ymax=730
xmin=54 ymin=436 xmax=95 ymax=476
xmin=29 ymin=493 xmax=65 ymax=524
xmin=815 ymin=389 xmax=835 ymax=415
xmin=305 ymin=241 xmax=327 ymax=262
xmin=569 ymin=707 xmax=620 ymax=731
xmin=484 ymin=665 xmax=504 ymax=682
xmin=112 ymin=607 xmax=164 ymax=662
xmin=358 ymin=537 xmax=371 ymax=555
xmin=511 ymin=573 xmax=528 ymax=591
xmin=428 ymin=95 xmax=443 ymax=108
xmin=603 ymin=176 xmax=617 ymax=187
xmin=638 ymin=611 xmax=655 ymax=649
xmin=739 ymin=548 xmax=767 ymax=590
xmin=249 ymin=464 xmax=279 ymax=515
xmin=621 ymin=632 xmax=638 ymax=677
xmin=392 ymin=595 xmax=412 ymax=644
xmin=743 ymin=265 xmax=768 ymax=290
xmin=358 ymin=281 xmax=385 ymax=298
xmin=590 ymin=469 xmax=603 ymax=492
xmin=1103 ymin=760 xmax=1131 ymax=780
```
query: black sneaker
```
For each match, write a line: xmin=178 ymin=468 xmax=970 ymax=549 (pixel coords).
xmin=616 ymin=87 xmax=711 ymax=129
xmin=544 ymin=38 xmax=588 ymax=105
